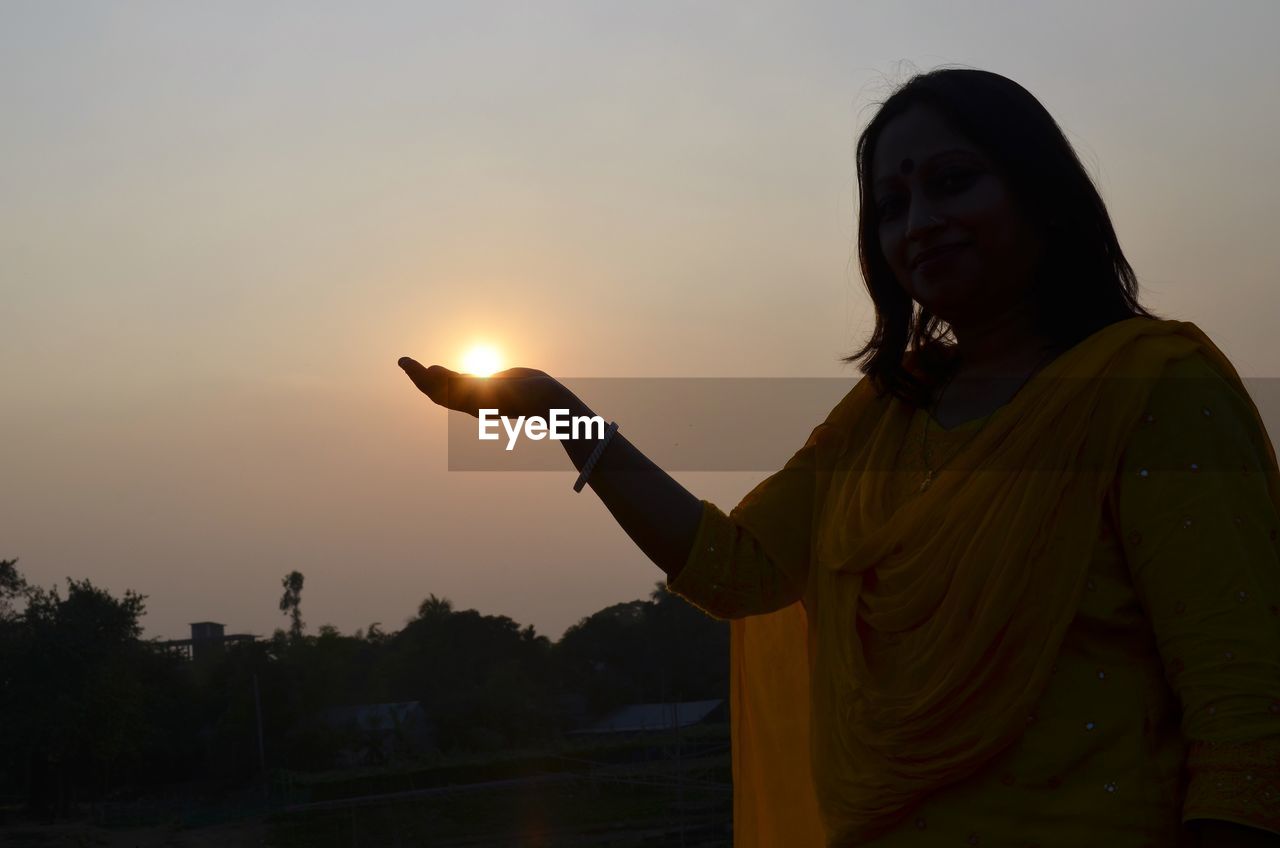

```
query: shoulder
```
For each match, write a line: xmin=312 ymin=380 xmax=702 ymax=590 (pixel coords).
xmin=817 ymin=345 xmax=955 ymax=425
xmin=817 ymin=372 xmax=894 ymax=431
xmin=1145 ymin=350 xmax=1255 ymax=426
xmin=1125 ymin=348 xmax=1274 ymax=478
xmin=1158 ymin=348 xmax=1226 ymax=380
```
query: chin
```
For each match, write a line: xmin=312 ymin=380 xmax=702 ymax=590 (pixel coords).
xmin=909 ymin=278 xmax=977 ymax=320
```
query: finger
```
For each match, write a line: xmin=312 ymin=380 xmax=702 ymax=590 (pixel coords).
xmin=399 ymin=358 xmax=452 ymax=404
xmin=489 ymin=367 xmax=543 ymax=379
xmin=399 ymin=357 xmax=493 ymax=415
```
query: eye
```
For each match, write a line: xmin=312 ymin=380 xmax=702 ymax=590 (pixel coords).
xmin=875 ymin=169 xmax=977 ymax=222
xmin=938 ymin=169 xmax=976 ymax=191
xmin=876 ymin=196 xmax=904 ymax=220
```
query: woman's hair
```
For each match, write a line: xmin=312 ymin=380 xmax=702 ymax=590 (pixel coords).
xmin=845 ymin=67 xmax=1161 ymax=406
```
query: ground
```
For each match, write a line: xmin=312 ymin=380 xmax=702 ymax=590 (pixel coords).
xmin=0 ymin=819 xmax=267 ymax=848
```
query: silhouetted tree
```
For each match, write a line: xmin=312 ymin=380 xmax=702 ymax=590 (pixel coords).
xmin=0 ymin=557 xmax=731 ymax=801
xmin=367 ymin=596 xmax=556 ymax=753
xmin=417 ymin=593 xmax=452 ymax=621
xmin=0 ymin=565 xmax=189 ymax=815
xmin=279 ymin=570 xmax=305 ymax=640
xmin=0 ymin=558 xmax=27 ymax=621
xmin=555 ymin=581 xmax=729 ymax=718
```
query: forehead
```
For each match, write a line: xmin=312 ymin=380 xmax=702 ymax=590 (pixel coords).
xmin=871 ymin=106 xmax=983 ymax=187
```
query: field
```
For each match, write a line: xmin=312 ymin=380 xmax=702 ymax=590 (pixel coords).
xmin=0 ymin=727 xmax=731 ymax=848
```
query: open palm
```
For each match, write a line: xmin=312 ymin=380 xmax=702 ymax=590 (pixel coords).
xmin=397 ymin=356 xmax=569 ymax=422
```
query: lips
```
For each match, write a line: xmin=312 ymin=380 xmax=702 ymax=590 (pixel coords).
xmin=910 ymin=242 xmax=969 ymax=270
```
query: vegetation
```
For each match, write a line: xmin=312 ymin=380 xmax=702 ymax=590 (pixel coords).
xmin=0 ymin=558 xmax=729 ymax=821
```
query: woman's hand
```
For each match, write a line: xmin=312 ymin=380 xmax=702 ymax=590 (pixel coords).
xmin=397 ymin=356 xmax=575 ymax=422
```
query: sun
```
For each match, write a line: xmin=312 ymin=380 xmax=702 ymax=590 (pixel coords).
xmin=460 ymin=343 xmax=503 ymax=377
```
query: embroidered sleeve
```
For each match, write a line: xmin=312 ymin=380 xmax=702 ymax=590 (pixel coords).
xmin=665 ymin=420 xmax=831 ymax=621
xmin=1115 ymin=351 xmax=1280 ymax=836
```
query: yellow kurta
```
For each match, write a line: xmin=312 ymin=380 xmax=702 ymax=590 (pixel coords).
xmin=666 ymin=326 xmax=1280 ymax=846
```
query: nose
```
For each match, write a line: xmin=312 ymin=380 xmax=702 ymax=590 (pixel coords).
xmin=904 ymin=198 xmax=945 ymax=241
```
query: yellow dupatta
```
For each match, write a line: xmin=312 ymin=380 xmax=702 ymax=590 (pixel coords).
xmin=727 ymin=317 xmax=1280 ymax=846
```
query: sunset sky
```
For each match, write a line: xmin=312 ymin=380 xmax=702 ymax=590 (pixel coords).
xmin=3 ymin=1 xmax=1278 ymax=642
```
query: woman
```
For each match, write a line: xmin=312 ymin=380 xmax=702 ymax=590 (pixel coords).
xmin=398 ymin=69 xmax=1279 ymax=846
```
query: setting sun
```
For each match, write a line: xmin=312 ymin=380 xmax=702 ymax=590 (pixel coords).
xmin=460 ymin=343 xmax=504 ymax=377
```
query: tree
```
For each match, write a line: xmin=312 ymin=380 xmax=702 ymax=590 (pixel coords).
xmin=0 ymin=569 xmax=182 ymax=815
xmin=417 ymin=593 xmax=452 ymax=621
xmin=554 ymin=582 xmax=729 ymax=717
xmin=279 ymin=570 xmax=305 ymax=640
xmin=0 ymin=558 xmax=27 ymax=621
xmin=367 ymin=598 xmax=557 ymax=753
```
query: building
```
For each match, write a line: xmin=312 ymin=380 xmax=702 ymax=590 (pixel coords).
xmin=157 ymin=621 xmax=257 ymax=661
xmin=568 ymin=699 xmax=727 ymax=736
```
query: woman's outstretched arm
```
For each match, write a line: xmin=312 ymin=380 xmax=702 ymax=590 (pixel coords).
xmin=396 ymin=357 xmax=702 ymax=579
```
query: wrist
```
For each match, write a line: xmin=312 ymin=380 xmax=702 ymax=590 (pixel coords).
xmin=550 ymin=384 xmax=594 ymax=421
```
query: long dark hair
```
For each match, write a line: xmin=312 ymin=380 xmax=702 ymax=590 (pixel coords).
xmin=845 ymin=67 xmax=1160 ymax=406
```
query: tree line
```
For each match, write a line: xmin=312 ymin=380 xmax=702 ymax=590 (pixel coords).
xmin=0 ymin=558 xmax=728 ymax=817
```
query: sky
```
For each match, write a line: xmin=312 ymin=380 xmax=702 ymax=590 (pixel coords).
xmin=2 ymin=1 xmax=1278 ymax=643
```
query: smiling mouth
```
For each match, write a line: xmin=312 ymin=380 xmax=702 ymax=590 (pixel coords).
xmin=911 ymin=242 xmax=969 ymax=269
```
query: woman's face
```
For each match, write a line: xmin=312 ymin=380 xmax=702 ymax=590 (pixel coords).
xmin=870 ymin=104 xmax=1046 ymax=329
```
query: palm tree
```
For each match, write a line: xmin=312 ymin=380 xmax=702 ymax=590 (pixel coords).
xmin=279 ymin=571 xmax=305 ymax=640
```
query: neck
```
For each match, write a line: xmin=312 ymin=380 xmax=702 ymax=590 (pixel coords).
xmin=948 ymin=302 xmax=1053 ymax=376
